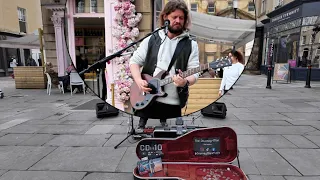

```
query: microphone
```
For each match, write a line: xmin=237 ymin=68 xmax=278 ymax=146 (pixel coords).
xmin=164 ymin=19 xmax=170 ymax=35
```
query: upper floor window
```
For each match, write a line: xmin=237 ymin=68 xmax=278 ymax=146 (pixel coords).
xmin=191 ymin=3 xmax=198 ymax=12
xmin=154 ymin=0 xmax=163 ymax=29
xmin=261 ymin=0 xmax=266 ymax=14
xmin=248 ymin=2 xmax=255 ymax=12
xmin=76 ymin=0 xmax=85 ymax=13
xmin=207 ymin=2 xmax=215 ymax=14
xmin=90 ymin=0 xmax=98 ymax=13
xmin=274 ymin=0 xmax=284 ymax=9
xmin=17 ymin=7 xmax=26 ymax=33
xmin=228 ymin=1 xmax=233 ymax=8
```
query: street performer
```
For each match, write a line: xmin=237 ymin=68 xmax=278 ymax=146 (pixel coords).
xmin=129 ymin=0 xmax=200 ymax=132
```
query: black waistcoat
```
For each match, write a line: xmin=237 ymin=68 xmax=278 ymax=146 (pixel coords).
xmin=141 ymin=31 xmax=193 ymax=108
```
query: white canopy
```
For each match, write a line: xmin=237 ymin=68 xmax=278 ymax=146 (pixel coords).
xmin=0 ymin=34 xmax=40 ymax=49
xmin=189 ymin=11 xmax=256 ymax=49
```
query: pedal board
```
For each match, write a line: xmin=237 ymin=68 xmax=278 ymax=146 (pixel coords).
xmin=153 ymin=125 xmax=205 ymax=138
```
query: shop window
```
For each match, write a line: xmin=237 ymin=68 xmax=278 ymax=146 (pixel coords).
xmin=316 ymin=47 xmax=320 ymax=56
xmin=154 ymin=0 xmax=163 ymax=30
xmin=17 ymin=7 xmax=26 ymax=33
xmin=191 ymin=3 xmax=198 ymax=12
xmin=248 ymin=2 xmax=255 ymax=12
xmin=207 ymin=3 xmax=215 ymax=14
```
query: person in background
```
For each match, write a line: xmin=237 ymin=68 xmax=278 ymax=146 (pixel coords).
xmin=218 ymin=50 xmax=245 ymax=97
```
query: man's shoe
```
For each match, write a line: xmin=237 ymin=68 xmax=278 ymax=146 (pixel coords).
xmin=136 ymin=126 xmax=144 ymax=134
xmin=160 ymin=122 xmax=168 ymax=127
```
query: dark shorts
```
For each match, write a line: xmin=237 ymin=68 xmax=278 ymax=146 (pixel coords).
xmin=134 ymin=101 xmax=181 ymax=119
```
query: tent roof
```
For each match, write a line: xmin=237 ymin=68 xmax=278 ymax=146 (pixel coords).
xmin=189 ymin=11 xmax=256 ymax=49
xmin=0 ymin=34 xmax=40 ymax=49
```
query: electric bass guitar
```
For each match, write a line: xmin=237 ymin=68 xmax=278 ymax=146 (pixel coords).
xmin=130 ymin=57 xmax=232 ymax=110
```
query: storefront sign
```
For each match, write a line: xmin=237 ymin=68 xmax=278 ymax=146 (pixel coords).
xmin=271 ymin=6 xmax=302 ymax=25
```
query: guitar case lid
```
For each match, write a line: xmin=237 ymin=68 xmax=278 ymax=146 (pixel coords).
xmin=136 ymin=127 xmax=238 ymax=163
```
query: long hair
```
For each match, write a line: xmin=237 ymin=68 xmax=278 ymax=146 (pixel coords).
xmin=231 ymin=50 xmax=244 ymax=65
xmin=158 ymin=0 xmax=191 ymax=31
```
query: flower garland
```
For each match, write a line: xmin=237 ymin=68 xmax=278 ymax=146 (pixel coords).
xmin=112 ymin=0 xmax=142 ymax=103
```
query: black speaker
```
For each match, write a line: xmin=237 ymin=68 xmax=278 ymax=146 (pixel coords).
xmin=96 ymin=102 xmax=119 ymax=118
xmin=201 ymin=102 xmax=227 ymax=119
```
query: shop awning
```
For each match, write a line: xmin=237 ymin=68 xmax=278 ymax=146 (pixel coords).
xmin=189 ymin=11 xmax=256 ymax=49
xmin=0 ymin=34 xmax=41 ymax=49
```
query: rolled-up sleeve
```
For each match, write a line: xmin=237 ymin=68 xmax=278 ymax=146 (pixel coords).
xmin=129 ymin=36 xmax=151 ymax=66
xmin=187 ymin=40 xmax=200 ymax=80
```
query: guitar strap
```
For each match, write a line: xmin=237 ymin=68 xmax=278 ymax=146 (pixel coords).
xmin=166 ymin=37 xmax=189 ymax=75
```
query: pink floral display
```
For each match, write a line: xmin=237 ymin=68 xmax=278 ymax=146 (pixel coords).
xmin=112 ymin=0 xmax=142 ymax=102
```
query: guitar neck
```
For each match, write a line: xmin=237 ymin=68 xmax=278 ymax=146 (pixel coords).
xmin=160 ymin=63 xmax=209 ymax=86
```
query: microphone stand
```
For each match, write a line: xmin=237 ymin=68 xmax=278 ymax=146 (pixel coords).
xmin=78 ymin=26 xmax=166 ymax=149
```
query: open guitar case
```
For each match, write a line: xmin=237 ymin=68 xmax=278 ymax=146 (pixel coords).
xmin=133 ymin=127 xmax=247 ymax=180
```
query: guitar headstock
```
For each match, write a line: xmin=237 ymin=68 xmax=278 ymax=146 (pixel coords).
xmin=208 ymin=56 xmax=232 ymax=70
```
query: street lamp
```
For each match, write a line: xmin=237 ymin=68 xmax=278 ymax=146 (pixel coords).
xmin=233 ymin=0 xmax=238 ymax=19
xmin=232 ymin=0 xmax=238 ymax=51
xmin=305 ymin=25 xmax=320 ymax=88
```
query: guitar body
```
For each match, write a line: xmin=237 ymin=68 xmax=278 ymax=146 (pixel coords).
xmin=130 ymin=71 xmax=168 ymax=110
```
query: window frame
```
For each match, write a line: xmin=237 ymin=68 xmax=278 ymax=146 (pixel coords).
xmin=17 ymin=7 xmax=27 ymax=33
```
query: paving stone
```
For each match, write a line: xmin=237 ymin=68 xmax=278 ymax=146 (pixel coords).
xmin=61 ymin=120 xmax=95 ymax=125
xmin=45 ymin=134 xmax=111 ymax=147
xmin=36 ymin=125 xmax=92 ymax=134
xmin=0 ymin=170 xmax=7 ymax=177
xmin=18 ymin=134 xmax=56 ymax=146
xmin=283 ymin=135 xmax=319 ymax=148
xmin=29 ymin=147 xmax=127 ymax=172
xmin=238 ymin=135 xmax=296 ymax=148
xmin=0 ymin=134 xmax=34 ymax=146
xmin=103 ymin=134 xmax=138 ymax=147
xmin=109 ymin=125 xmax=135 ymax=134
xmin=82 ymin=172 xmax=133 ymax=180
xmin=231 ymin=148 xmax=260 ymax=175
xmin=0 ymin=146 xmax=56 ymax=170
xmin=250 ymin=126 xmax=316 ymax=135
xmin=0 ymin=118 xmax=30 ymax=131
xmin=286 ymin=107 xmax=320 ymax=113
xmin=247 ymin=175 xmax=286 ymax=180
xmin=286 ymin=120 xmax=320 ymax=126
xmin=0 ymin=171 xmax=86 ymax=180
xmin=23 ymin=119 xmax=65 ymax=125
xmin=60 ymin=112 xmax=99 ymax=121
xmin=284 ymin=176 xmax=320 ymax=180
xmin=280 ymin=113 xmax=320 ymax=121
xmin=253 ymin=121 xmax=292 ymax=126
xmin=1 ymin=125 xmax=47 ymax=134
xmin=247 ymin=149 xmax=301 ymax=176
xmin=305 ymin=136 xmax=320 ymax=147
xmin=201 ymin=119 xmax=256 ymax=126
xmin=226 ymin=125 xmax=258 ymax=135
xmin=116 ymin=147 xmax=139 ymax=172
xmin=85 ymin=125 xmax=115 ymax=134
xmin=92 ymin=120 xmax=124 ymax=125
xmin=248 ymin=107 xmax=293 ymax=113
xmin=233 ymin=113 xmax=291 ymax=121
xmin=276 ymin=149 xmax=320 ymax=176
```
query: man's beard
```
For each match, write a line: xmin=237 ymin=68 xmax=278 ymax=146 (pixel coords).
xmin=168 ymin=24 xmax=184 ymax=34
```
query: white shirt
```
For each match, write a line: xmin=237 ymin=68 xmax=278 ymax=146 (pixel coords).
xmin=219 ymin=62 xmax=244 ymax=91
xmin=129 ymin=30 xmax=200 ymax=105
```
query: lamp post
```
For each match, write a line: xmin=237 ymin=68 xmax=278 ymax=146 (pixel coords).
xmin=232 ymin=0 xmax=238 ymax=51
xmin=305 ymin=25 xmax=320 ymax=88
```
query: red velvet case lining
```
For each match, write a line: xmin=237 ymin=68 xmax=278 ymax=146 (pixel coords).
xmin=134 ymin=127 xmax=246 ymax=180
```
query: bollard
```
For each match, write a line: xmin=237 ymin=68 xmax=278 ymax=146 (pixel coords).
xmin=266 ymin=65 xmax=272 ymax=89
xmin=305 ymin=65 xmax=312 ymax=88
